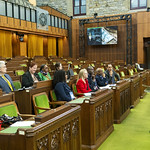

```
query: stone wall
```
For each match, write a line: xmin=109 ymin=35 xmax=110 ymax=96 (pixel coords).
xmin=36 ymin=0 xmax=149 ymax=17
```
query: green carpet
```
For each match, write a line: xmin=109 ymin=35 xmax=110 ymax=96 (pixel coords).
xmin=98 ymin=93 xmax=150 ymax=150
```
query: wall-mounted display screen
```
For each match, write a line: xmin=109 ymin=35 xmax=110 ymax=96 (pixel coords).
xmin=87 ymin=26 xmax=118 ymax=45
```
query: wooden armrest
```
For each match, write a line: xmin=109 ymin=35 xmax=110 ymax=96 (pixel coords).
xmin=49 ymin=101 xmax=66 ymax=105
xmin=34 ymin=106 xmax=50 ymax=110
xmin=74 ymin=92 xmax=84 ymax=96
xmin=18 ymin=113 xmax=35 ymax=117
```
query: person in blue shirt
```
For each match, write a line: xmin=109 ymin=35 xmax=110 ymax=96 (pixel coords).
xmin=54 ymin=70 xmax=75 ymax=102
xmin=87 ymin=66 xmax=99 ymax=91
xmin=95 ymin=68 xmax=108 ymax=86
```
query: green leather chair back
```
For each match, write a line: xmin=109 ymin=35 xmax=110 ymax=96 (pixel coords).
xmin=120 ymin=71 xmax=125 ymax=77
xmin=16 ymin=70 xmax=24 ymax=76
xmin=13 ymin=81 xmax=21 ymax=90
xmin=52 ymin=90 xmax=57 ymax=101
xmin=0 ymin=104 xmax=18 ymax=117
xmin=34 ymin=94 xmax=50 ymax=114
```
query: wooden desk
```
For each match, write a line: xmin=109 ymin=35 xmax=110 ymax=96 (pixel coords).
xmin=139 ymin=71 xmax=148 ymax=98
xmin=0 ymin=105 xmax=81 ymax=150
xmin=113 ymin=80 xmax=130 ymax=124
xmin=0 ymin=93 xmax=15 ymax=104
xmin=130 ymin=75 xmax=140 ymax=106
xmin=68 ymin=89 xmax=114 ymax=150
xmin=15 ymin=80 xmax=53 ymax=114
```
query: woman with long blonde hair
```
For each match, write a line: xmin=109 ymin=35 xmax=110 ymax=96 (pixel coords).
xmin=76 ymin=69 xmax=91 ymax=93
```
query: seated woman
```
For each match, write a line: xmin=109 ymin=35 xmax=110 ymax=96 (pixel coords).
xmin=67 ymin=64 xmax=74 ymax=80
xmin=0 ymin=61 xmax=15 ymax=93
xmin=22 ymin=62 xmax=41 ymax=88
xmin=38 ymin=64 xmax=52 ymax=81
xmin=54 ymin=70 xmax=75 ymax=102
xmin=76 ymin=69 xmax=92 ymax=93
xmin=95 ymin=68 xmax=108 ymax=86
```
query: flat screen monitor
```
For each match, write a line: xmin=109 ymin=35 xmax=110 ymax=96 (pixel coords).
xmin=87 ymin=26 xmax=118 ymax=45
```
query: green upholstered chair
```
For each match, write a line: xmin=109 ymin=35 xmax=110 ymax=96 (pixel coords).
xmin=13 ymin=81 xmax=21 ymax=90
xmin=20 ymin=64 xmax=27 ymax=67
xmin=129 ymin=69 xmax=134 ymax=76
xmin=74 ymin=65 xmax=79 ymax=69
xmin=50 ymin=90 xmax=66 ymax=108
xmin=33 ymin=92 xmax=65 ymax=115
xmin=74 ymin=71 xmax=78 ymax=75
xmin=72 ymin=84 xmax=84 ymax=97
xmin=120 ymin=71 xmax=125 ymax=78
xmin=15 ymin=70 xmax=24 ymax=76
xmin=134 ymin=68 xmax=138 ymax=73
xmin=0 ymin=101 xmax=34 ymax=118
xmin=115 ymin=65 xmax=119 ymax=70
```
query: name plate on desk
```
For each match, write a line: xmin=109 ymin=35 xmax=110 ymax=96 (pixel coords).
xmin=33 ymin=80 xmax=52 ymax=88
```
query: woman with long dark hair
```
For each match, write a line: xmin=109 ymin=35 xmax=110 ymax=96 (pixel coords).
xmin=54 ymin=70 xmax=75 ymax=102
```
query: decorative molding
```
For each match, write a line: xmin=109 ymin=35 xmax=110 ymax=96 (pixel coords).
xmin=37 ymin=135 xmax=48 ymax=150
xmin=51 ymin=129 xmax=60 ymax=150
xmin=63 ymin=123 xmax=71 ymax=142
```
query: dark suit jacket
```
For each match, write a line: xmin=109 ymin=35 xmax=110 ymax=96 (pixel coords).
xmin=0 ymin=74 xmax=15 ymax=93
xmin=54 ymin=82 xmax=72 ymax=102
xmin=105 ymin=70 xmax=120 ymax=84
xmin=95 ymin=74 xmax=108 ymax=86
xmin=22 ymin=71 xmax=41 ymax=88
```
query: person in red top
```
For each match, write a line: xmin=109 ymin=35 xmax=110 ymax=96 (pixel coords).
xmin=76 ymin=69 xmax=92 ymax=93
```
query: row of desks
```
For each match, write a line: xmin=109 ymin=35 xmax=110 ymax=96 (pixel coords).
xmin=0 ymin=70 xmax=149 ymax=150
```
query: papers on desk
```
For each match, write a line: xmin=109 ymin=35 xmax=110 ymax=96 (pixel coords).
xmin=11 ymin=121 xmax=35 ymax=127
xmin=84 ymin=93 xmax=91 ymax=97
xmin=99 ymin=84 xmax=116 ymax=90
xmin=69 ymin=97 xmax=90 ymax=104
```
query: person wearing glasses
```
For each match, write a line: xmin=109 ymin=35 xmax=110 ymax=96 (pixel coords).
xmin=0 ymin=61 xmax=15 ymax=93
xmin=38 ymin=64 xmax=52 ymax=81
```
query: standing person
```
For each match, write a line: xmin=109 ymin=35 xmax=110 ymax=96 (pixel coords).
xmin=22 ymin=62 xmax=41 ymax=88
xmin=76 ymin=69 xmax=92 ymax=93
xmin=38 ymin=64 xmax=52 ymax=81
xmin=87 ymin=66 xmax=99 ymax=91
xmin=55 ymin=62 xmax=63 ymax=71
xmin=95 ymin=68 xmax=108 ymax=86
xmin=105 ymin=64 xmax=120 ymax=84
xmin=53 ymin=62 xmax=63 ymax=88
xmin=54 ymin=70 xmax=75 ymax=102
xmin=0 ymin=61 xmax=15 ymax=93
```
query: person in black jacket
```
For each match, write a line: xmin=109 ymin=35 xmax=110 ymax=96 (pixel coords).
xmin=95 ymin=68 xmax=108 ymax=86
xmin=54 ymin=70 xmax=75 ymax=102
xmin=105 ymin=64 xmax=120 ymax=84
xmin=0 ymin=61 xmax=15 ymax=93
xmin=87 ymin=66 xmax=99 ymax=91
xmin=22 ymin=62 xmax=41 ymax=88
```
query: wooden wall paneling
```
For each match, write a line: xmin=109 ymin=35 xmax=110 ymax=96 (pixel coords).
xmin=63 ymin=37 xmax=69 ymax=57
xmin=31 ymin=22 xmax=37 ymax=31
xmin=27 ymin=21 xmax=32 ymax=30
xmin=7 ymin=17 xmax=14 ymax=27
xmin=0 ymin=16 xmax=7 ymax=26
xmin=12 ymin=33 xmax=20 ymax=57
xmin=58 ymin=38 xmax=63 ymax=57
xmin=21 ymin=20 xmax=27 ymax=29
xmin=14 ymin=19 xmax=20 ymax=29
xmin=43 ymin=36 xmax=48 ymax=57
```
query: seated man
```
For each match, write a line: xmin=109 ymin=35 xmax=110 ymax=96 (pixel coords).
xmin=0 ymin=61 xmax=15 ymax=93
xmin=96 ymin=68 xmax=108 ymax=86
xmin=105 ymin=64 xmax=120 ymax=84
xmin=87 ymin=66 xmax=99 ymax=91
